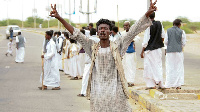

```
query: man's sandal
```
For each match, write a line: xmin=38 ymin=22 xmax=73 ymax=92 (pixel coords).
xmin=77 ymin=94 xmax=85 ymax=97
xmin=176 ymin=87 xmax=181 ymax=89
xmin=128 ymin=83 xmax=135 ymax=87
xmin=52 ymin=87 xmax=61 ymax=90
xmin=38 ymin=86 xmax=47 ymax=90
xmin=70 ymin=77 xmax=78 ymax=80
xmin=145 ymin=87 xmax=156 ymax=90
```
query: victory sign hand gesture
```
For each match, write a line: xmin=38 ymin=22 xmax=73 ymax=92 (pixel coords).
xmin=49 ymin=4 xmax=60 ymax=18
xmin=145 ymin=0 xmax=157 ymax=17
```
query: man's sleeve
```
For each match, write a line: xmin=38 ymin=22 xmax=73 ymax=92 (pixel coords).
xmin=69 ymin=28 xmax=95 ymax=58
xmin=16 ymin=36 xmax=19 ymax=43
xmin=182 ymin=30 xmax=187 ymax=47
xmin=142 ymin=27 xmax=150 ymax=48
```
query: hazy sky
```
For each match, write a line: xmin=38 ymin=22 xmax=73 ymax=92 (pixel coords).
xmin=0 ymin=0 xmax=200 ymax=23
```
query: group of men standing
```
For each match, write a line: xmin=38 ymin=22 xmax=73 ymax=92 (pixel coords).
xmin=42 ymin=2 xmax=185 ymax=111
xmin=141 ymin=12 xmax=186 ymax=89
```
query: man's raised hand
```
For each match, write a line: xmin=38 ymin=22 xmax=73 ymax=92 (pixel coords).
xmin=145 ymin=0 xmax=157 ymax=17
xmin=49 ymin=4 xmax=60 ymax=18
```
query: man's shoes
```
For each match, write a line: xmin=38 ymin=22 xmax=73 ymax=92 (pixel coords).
xmin=10 ymin=54 xmax=13 ymax=56
xmin=70 ymin=77 xmax=79 ymax=80
xmin=38 ymin=86 xmax=47 ymax=90
xmin=128 ymin=83 xmax=135 ymax=87
xmin=52 ymin=87 xmax=61 ymax=90
xmin=5 ymin=54 xmax=8 ymax=56
xmin=77 ymin=94 xmax=85 ymax=97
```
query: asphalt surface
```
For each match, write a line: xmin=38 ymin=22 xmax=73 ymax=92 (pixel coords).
xmin=0 ymin=29 xmax=90 ymax=112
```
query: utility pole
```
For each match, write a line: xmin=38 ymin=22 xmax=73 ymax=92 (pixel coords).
xmin=87 ymin=0 xmax=89 ymax=25
xmin=147 ymin=0 xmax=150 ymax=10
xmin=79 ymin=0 xmax=97 ymax=25
xmin=6 ymin=0 xmax=9 ymax=26
xmin=48 ymin=0 xmax=50 ymax=29
xmin=33 ymin=0 xmax=36 ymax=30
xmin=22 ymin=0 xmax=23 ymax=28
xmin=57 ymin=0 xmax=60 ymax=30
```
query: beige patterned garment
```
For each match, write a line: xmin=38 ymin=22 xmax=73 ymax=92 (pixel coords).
xmin=70 ymin=15 xmax=152 ymax=112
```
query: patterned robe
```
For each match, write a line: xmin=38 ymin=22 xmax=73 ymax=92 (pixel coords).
xmin=70 ymin=15 xmax=152 ymax=112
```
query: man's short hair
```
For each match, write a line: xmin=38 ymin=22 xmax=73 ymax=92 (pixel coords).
xmin=149 ymin=12 xmax=155 ymax=19
xmin=50 ymin=30 xmax=54 ymax=34
xmin=64 ymin=32 xmax=69 ymax=38
xmin=18 ymin=32 xmax=21 ymax=35
xmin=70 ymin=38 xmax=77 ymax=43
xmin=96 ymin=19 xmax=112 ymax=31
xmin=111 ymin=21 xmax=115 ymax=26
xmin=90 ymin=28 xmax=96 ymax=36
xmin=46 ymin=31 xmax=52 ymax=37
xmin=80 ymin=29 xmax=85 ymax=35
xmin=173 ymin=19 xmax=182 ymax=26
xmin=89 ymin=23 xmax=93 ymax=27
xmin=112 ymin=26 xmax=118 ymax=33
xmin=82 ymin=26 xmax=86 ymax=30
xmin=124 ymin=21 xmax=130 ymax=27
xmin=57 ymin=31 xmax=61 ymax=36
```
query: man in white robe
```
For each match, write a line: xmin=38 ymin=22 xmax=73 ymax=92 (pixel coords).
xmin=39 ymin=31 xmax=60 ymax=90
xmin=164 ymin=19 xmax=186 ymax=89
xmin=15 ymin=32 xmax=26 ymax=63
xmin=141 ymin=12 xmax=165 ymax=89
xmin=77 ymin=29 xmax=87 ymax=78
xmin=56 ymin=32 xmax=64 ymax=71
xmin=63 ymin=32 xmax=71 ymax=75
xmin=121 ymin=21 xmax=140 ymax=87
xmin=77 ymin=28 xmax=100 ymax=97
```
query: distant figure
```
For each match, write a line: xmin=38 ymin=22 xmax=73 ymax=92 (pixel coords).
xmin=68 ymin=39 xmax=80 ymax=80
xmin=9 ymin=27 xmax=13 ymax=39
xmin=39 ymin=31 xmax=60 ymax=90
xmin=39 ymin=24 xmax=42 ymax=28
xmin=5 ymin=39 xmax=13 ymax=56
xmin=164 ymin=19 xmax=186 ymax=89
xmin=15 ymin=32 xmax=26 ymax=63
xmin=110 ymin=26 xmax=121 ymax=42
xmin=121 ymin=21 xmax=140 ymax=87
xmin=56 ymin=31 xmax=64 ymax=71
xmin=89 ymin=23 xmax=93 ymax=30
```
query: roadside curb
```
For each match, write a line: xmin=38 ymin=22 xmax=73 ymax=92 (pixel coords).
xmin=128 ymin=88 xmax=169 ymax=112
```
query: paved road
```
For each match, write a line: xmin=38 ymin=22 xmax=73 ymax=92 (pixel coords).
xmin=0 ymin=29 xmax=90 ymax=112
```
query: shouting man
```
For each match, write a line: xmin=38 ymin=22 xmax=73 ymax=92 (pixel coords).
xmin=49 ymin=0 xmax=157 ymax=111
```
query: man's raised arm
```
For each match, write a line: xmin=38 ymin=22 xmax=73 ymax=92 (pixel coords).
xmin=49 ymin=4 xmax=74 ymax=34
xmin=120 ymin=0 xmax=157 ymax=56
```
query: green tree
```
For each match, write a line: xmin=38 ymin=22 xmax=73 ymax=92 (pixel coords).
xmin=177 ymin=16 xmax=190 ymax=23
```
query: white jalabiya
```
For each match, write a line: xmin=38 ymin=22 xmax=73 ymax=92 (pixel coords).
xmin=7 ymin=42 xmax=13 ymax=54
xmin=81 ymin=54 xmax=91 ymax=95
xmin=63 ymin=40 xmax=71 ymax=74
xmin=15 ymin=36 xmax=26 ymax=62
xmin=122 ymin=52 xmax=137 ymax=83
xmin=109 ymin=33 xmax=121 ymax=42
xmin=56 ymin=36 xmax=63 ymax=70
xmin=164 ymin=30 xmax=186 ymax=88
xmin=40 ymin=38 xmax=60 ymax=87
xmin=69 ymin=43 xmax=80 ymax=77
xmin=121 ymin=31 xmax=140 ymax=83
xmin=81 ymin=35 xmax=99 ymax=95
xmin=142 ymin=24 xmax=165 ymax=88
